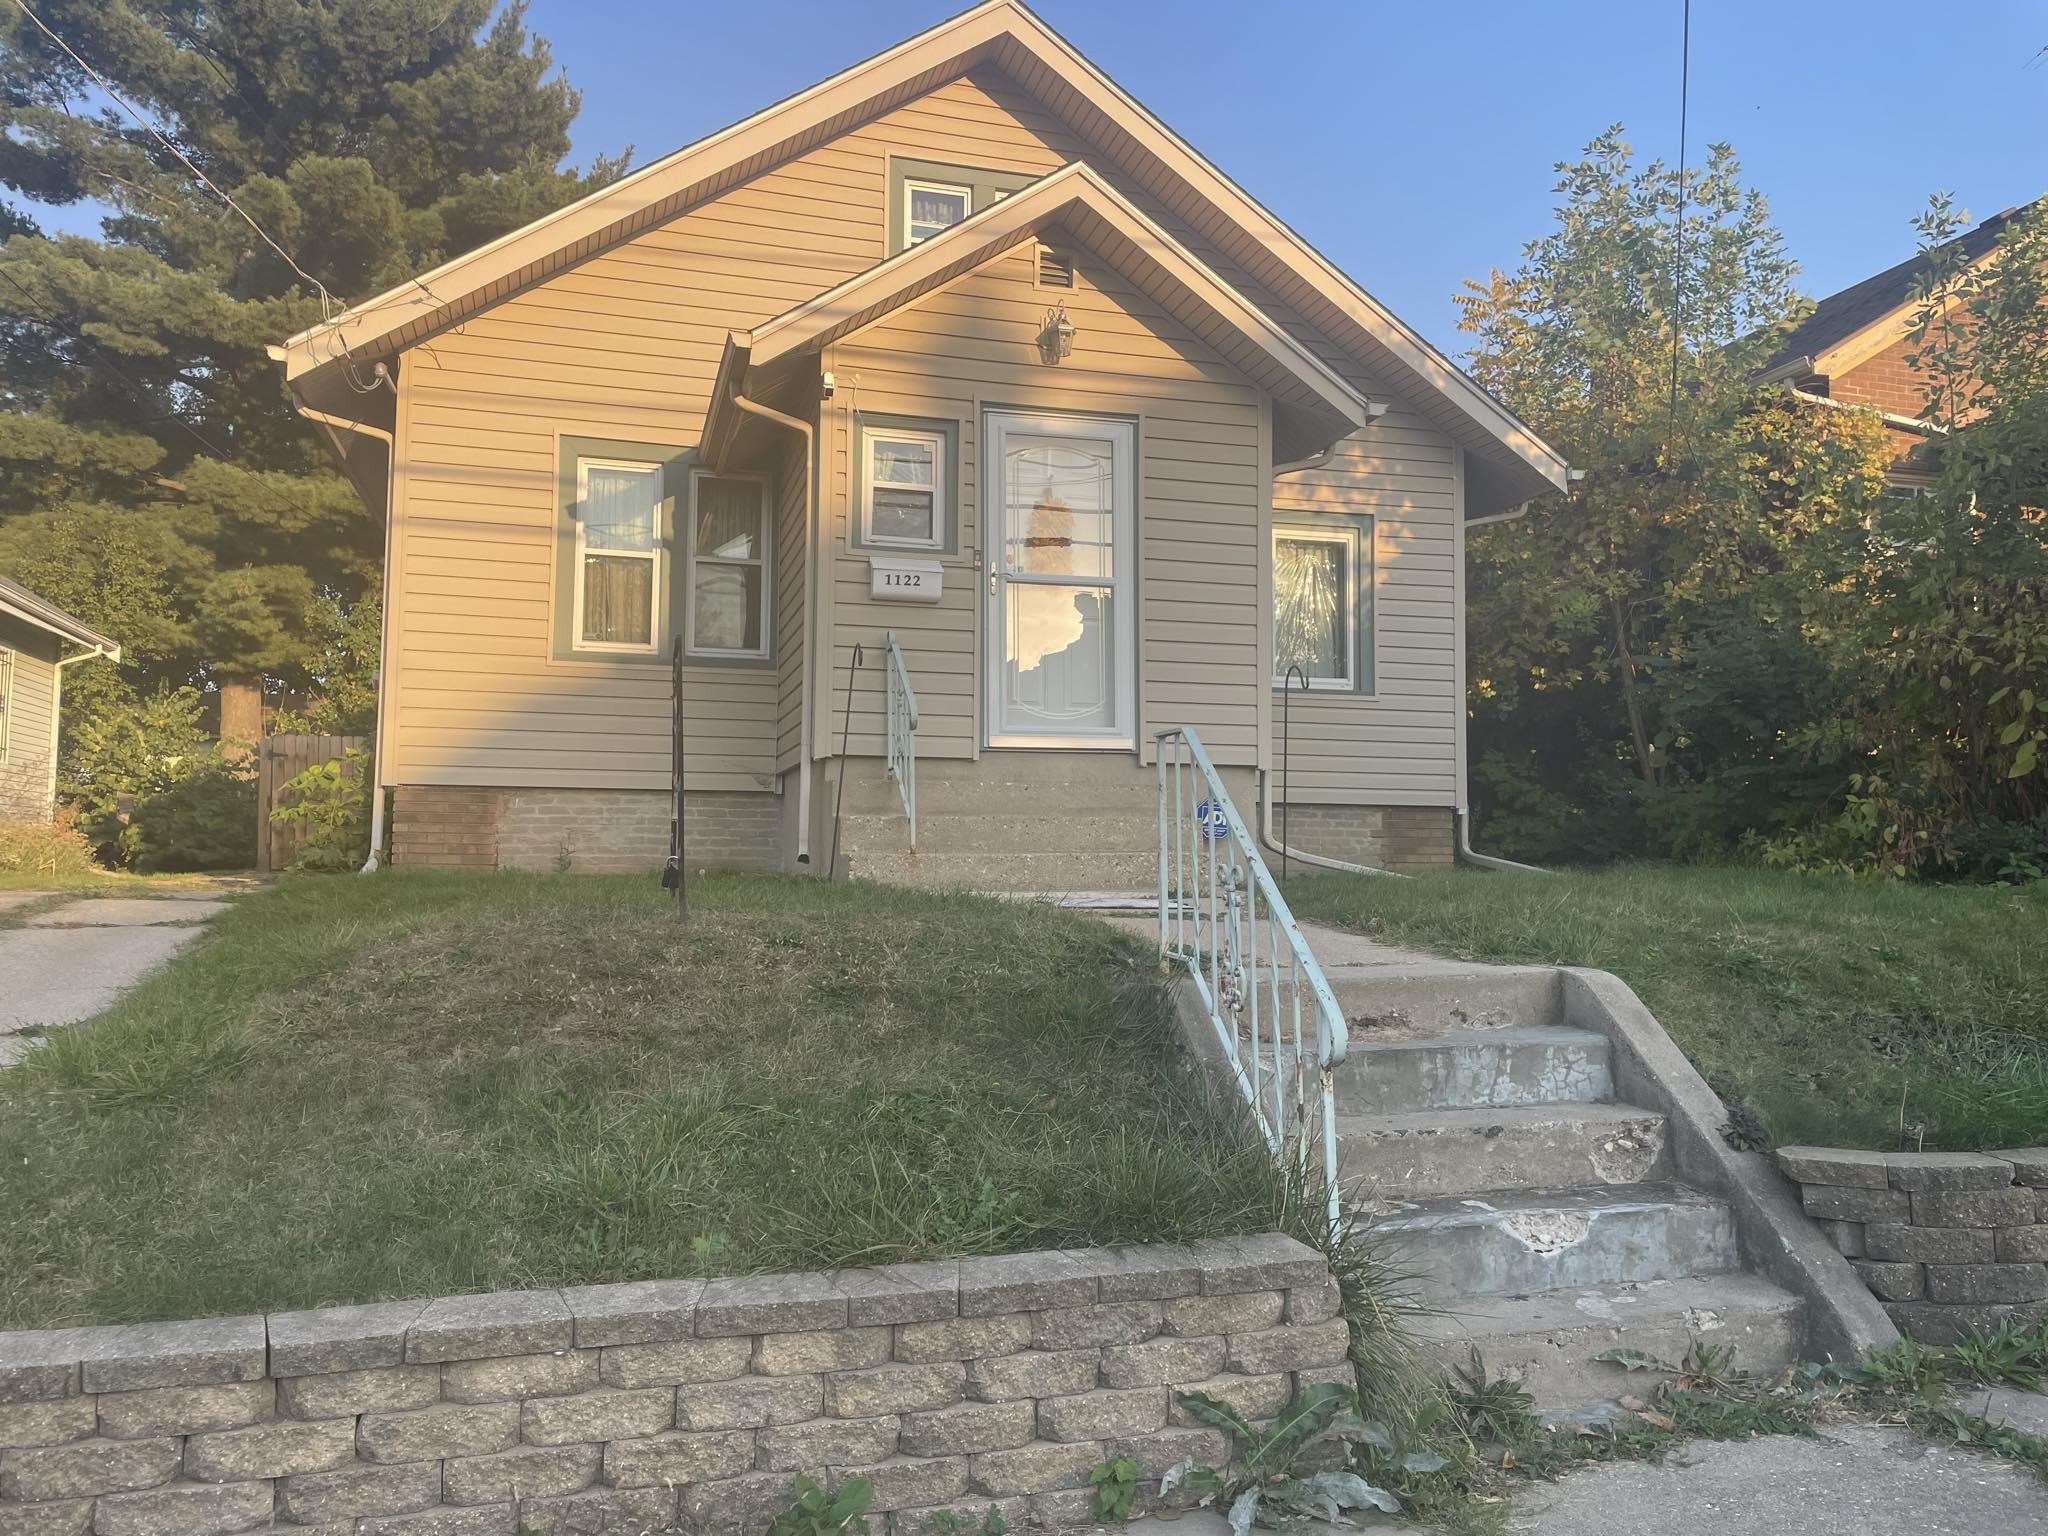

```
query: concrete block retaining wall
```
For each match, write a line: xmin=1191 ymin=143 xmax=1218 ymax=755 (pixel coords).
xmin=0 ymin=1237 xmax=1348 ymax=1536
xmin=1777 ymin=1147 xmax=2048 ymax=1344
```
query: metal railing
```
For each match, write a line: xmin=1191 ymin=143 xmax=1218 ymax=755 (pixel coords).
xmin=883 ymin=631 xmax=919 ymax=847
xmin=1156 ymin=726 xmax=1348 ymax=1232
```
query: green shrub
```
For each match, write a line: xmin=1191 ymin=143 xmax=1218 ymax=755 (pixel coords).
xmin=268 ymin=749 xmax=369 ymax=871
xmin=65 ymin=685 xmax=254 ymax=872
xmin=121 ymin=761 xmax=255 ymax=873
xmin=0 ymin=811 xmax=99 ymax=878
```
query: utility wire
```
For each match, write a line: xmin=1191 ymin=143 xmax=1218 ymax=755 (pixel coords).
xmin=0 ymin=260 xmax=233 ymax=459
xmin=1669 ymin=0 xmax=1690 ymax=429
xmin=8 ymin=0 xmax=340 ymax=317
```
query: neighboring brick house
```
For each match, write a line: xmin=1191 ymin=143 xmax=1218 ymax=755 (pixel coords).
xmin=0 ymin=576 xmax=121 ymax=822
xmin=1759 ymin=200 xmax=2038 ymax=487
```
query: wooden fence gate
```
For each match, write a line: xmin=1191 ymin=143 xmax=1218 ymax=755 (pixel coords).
xmin=256 ymin=733 xmax=366 ymax=873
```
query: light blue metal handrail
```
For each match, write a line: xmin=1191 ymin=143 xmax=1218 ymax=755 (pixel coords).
xmin=1155 ymin=726 xmax=1349 ymax=1232
xmin=883 ymin=631 xmax=919 ymax=847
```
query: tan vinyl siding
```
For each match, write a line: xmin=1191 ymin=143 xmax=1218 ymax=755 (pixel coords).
xmin=1272 ymin=416 xmax=1460 ymax=805
xmin=823 ymin=242 xmax=1263 ymax=766
xmin=0 ymin=629 xmax=58 ymax=819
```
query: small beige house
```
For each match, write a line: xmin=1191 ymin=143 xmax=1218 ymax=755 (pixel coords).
xmin=0 ymin=577 xmax=120 ymax=823
xmin=278 ymin=1 xmax=1568 ymax=886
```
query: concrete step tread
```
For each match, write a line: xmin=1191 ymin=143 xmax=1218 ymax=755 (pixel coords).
xmin=1412 ymin=1271 xmax=1802 ymax=1339
xmin=1364 ymin=1181 xmax=1728 ymax=1231
xmin=1335 ymin=1104 xmax=1672 ymax=1200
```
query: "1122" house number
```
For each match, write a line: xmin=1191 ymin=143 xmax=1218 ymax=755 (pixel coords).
xmin=868 ymin=556 xmax=944 ymax=603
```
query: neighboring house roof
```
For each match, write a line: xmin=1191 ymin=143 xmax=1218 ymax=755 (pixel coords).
xmin=1762 ymin=200 xmax=2037 ymax=382
xmin=280 ymin=0 xmax=1568 ymax=509
xmin=709 ymin=162 xmax=1378 ymax=466
xmin=0 ymin=575 xmax=121 ymax=657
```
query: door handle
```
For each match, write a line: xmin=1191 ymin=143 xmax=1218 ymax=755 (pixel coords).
xmin=988 ymin=559 xmax=997 ymax=596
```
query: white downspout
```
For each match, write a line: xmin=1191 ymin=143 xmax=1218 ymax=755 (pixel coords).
xmin=49 ymin=643 xmax=120 ymax=809
xmin=1256 ymin=770 xmax=1402 ymax=878
xmin=288 ymin=400 xmax=395 ymax=873
xmin=730 ymin=395 xmax=818 ymax=866
xmin=1456 ymin=809 xmax=1548 ymax=875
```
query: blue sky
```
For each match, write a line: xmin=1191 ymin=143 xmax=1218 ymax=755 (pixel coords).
xmin=524 ymin=0 xmax=2047 ymax=356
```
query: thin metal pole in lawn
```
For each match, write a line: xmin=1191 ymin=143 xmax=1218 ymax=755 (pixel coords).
xmin=826 ymin=643 xmax=864 ymax=882
xmin=671 ymin=636 xmax=686 ymax=925
xmin=1282 ymin=666 xmax=1308 ymax=883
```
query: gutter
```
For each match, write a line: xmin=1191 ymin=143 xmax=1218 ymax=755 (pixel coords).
xmin=729 ymin=394 xmax=819 ymax=867
xmin=285 ymin=394 xmax=396 ymax=874
xmin=1786 ymin=387 xmax=1946 ymax=436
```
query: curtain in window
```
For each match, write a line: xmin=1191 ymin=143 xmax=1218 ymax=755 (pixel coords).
xmin=692 ymin=477 xmax=764 ymax=653
xmin=1274 ymin=536 xmax=1347 ymax=681
xmin=579 ymin=464 xmax=660 ymax=647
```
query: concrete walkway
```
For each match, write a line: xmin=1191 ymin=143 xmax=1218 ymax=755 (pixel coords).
xmin=0 ymin=888 xmax=235 ymax=1066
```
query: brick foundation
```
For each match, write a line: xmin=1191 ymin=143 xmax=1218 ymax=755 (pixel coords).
xmin=1272 ymin=804 xmax=1453 ymax=873
xmin=0 ymin=1237 xmax=1345 ymax=1534
xmin=390 ymin=788 xmax=781 ymax=874
xmin=1778 ymin=1147 xmax=2048 ymax=1343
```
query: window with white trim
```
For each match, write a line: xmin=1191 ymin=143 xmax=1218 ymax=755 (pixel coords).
xmin=687 ymin=470 xmax=770 ymax=659
xmin=861 ymin=427 xmax=946 ymax=549
xmin=0 ymin=646 xmax=12 ymax=762
xmin=1274 ymin=521 xmax=1373 ymax=692
xmin=572 ymin=458 xmax=664 ymax=653
xmin=903 ymin=179 xmax=971 ymax=246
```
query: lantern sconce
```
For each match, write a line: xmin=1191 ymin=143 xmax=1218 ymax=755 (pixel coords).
xmin=1037 ymin=304 xmax=1076 ymax=364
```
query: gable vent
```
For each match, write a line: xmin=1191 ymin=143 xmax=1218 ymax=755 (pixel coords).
xmin=1035 ymin=244 xmax=1074 ymax=289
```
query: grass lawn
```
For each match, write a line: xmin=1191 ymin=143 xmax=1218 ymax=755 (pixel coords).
xmin=0 ymin=873 xmax=1287 ymax=1330
xmin=1282 ymin=864 xmax=2047 ymax=1155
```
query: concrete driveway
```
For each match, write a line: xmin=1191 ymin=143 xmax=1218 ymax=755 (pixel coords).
xmin=0 ymin=888 xmax=236 ymax=1065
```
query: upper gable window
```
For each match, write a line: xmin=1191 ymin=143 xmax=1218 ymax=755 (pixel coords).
xmin=904 ymin=180 xmax=971 ymax=246
xmin=888 ymin=158 xmax=1040 ymax=255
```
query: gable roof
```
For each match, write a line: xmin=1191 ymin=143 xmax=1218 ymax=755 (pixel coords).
xmin=1763 ymin=200 xmax=2037 ymax=380
xmin=280 ymin=0 xmax=1568 ymax=508
xmin=716 ymin=162 xmax=1373 ymax=454
xmin=0 ymin=575 xmax=121 ymax=656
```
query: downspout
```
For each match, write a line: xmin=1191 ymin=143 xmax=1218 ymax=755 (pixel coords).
xmin=287 ymin=397 xmax=395 ymax=874
xmin=1256 ymin=771 xmax=1403 ymax=877
xmin=49 ymin=642 xmax=121 ymax=810
xmin=729 ymin=394 xmax=818 ymax=866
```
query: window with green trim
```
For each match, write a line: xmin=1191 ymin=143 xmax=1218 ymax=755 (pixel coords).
xmin=887 ymin=157 xmax=1040 ymax=255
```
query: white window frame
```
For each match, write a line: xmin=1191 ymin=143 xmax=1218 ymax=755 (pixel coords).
xmin=0 ymin=645 xmax=12 ymax=762
xmin=1273 ymin=520 xmax=1372 ymax=694
xmin=860 ymin=426 xmax=947 ymax=550
xmin=570 ymin=457 xmax=665 ymax=656
xmin=685 ymin=468 xmax=772 ymax=662
xmin=902 ymin=178 xmax=971 ymax=247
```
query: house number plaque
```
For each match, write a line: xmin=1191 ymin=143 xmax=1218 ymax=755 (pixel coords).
xmin=868 ymin=556 xmax=944 ymax=603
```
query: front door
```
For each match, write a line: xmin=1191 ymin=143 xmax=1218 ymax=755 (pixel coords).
xmin=983 ymin=410 xmax=1136 ymax=748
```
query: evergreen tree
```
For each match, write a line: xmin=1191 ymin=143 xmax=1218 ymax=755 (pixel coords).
xmin=0 ymin=0 xmax=625 ymax=737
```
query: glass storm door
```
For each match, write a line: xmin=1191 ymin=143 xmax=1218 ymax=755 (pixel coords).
xmin=984 ymin=411 xmax=1136 ymax=747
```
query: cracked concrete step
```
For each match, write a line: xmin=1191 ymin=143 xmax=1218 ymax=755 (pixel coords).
xmin=845 ymin=846 xmax=1159 ymax=892
xmin=1409 ymin=1273 xmax=1806 ymax=1407
xmin=1334 ymin=1025 xmax=1613 ymax=1113
xmin=1367 ymin=1183 xmax=1740 ymax=1302
xmin=1322 ymin=964 xmax=1564 ymax=1035
xmin=1335 ymin=1103 xmax=1671 ymax=1200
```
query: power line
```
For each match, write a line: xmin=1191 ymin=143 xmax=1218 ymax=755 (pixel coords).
xmin=8 ymin=0 xmax=341 ymax=317
xmin=1669 ymin=0 xmax=1690 ymax=429
xmin=0 ymin=260 xmax=232 ymax=459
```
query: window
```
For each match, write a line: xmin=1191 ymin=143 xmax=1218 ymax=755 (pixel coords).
xmin=903 ymin=179 xmax=970 ymax=246
xmin=862 ymin=427 xmax=946 ymax=548
xmin=687 ymin=470 xmax=770 ymax=659
xmin=888 ymin=159 xmax=1039 ymax=254
xmin=0 ymin=646 xmax=12 ymax=762
xmin=1274 ymin=521 xmax=1373 ymax=692
xmin=571 ymin=458 xmax=664 ymax=653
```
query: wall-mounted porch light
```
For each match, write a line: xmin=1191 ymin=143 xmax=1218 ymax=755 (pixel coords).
xmin=1036 ymin=304 xmax=1076 ymax=364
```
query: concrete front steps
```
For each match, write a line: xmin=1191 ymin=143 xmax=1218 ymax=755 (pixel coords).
xmin=1328 ymin=969 xmax=1805 ymax=1407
